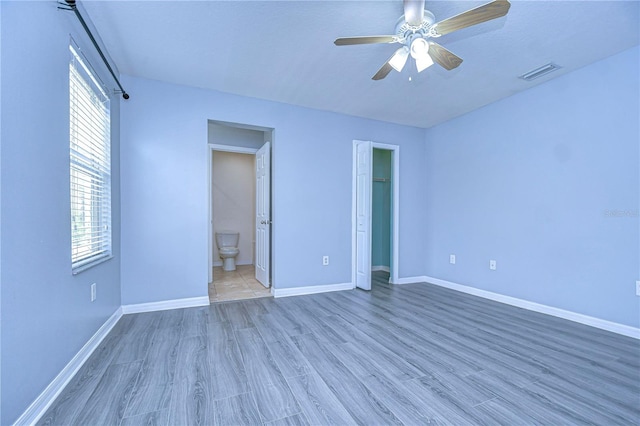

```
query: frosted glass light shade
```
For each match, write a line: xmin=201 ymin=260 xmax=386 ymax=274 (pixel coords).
xmin=410 ymin=38 xmax=433 ymax=72
xmin=389 ymin=46 xmax=409 ymax=72
xmin=415 ymin=53 xmax=433 ymax=72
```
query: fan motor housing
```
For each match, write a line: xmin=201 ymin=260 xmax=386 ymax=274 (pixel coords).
xmin=395 ymin=10 xmax=435 ymax=39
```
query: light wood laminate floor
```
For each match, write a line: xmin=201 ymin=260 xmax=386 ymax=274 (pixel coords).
xmin=40 ymin=272 xmax=640 ymax=425
xmin=209 ymin=265 xmax=271 ymax=303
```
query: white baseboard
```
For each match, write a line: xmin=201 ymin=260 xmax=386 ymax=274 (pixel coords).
xmin=14 ymin=307 xmax=123 ymax=426
xmin=393 ymin=276 xmax=428 ymax=285
xmin=122 ymin=296 xmax=210 ymax=314
xmin=424 ymin=275 xmax=640 ymax=340
xmin=372 ymin=265 xmax=390 ymax=273
xmin=273 ymin=282 xmax=354 ymax=298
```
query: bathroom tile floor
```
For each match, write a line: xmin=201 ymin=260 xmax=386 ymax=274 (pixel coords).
xmin=209 ymin=264 xmax=271 ymax=303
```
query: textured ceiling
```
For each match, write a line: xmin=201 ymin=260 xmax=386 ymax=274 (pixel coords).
xmin=82 ymin=0 xmax=639 ymax=128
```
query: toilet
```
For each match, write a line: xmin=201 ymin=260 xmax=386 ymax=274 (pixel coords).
xmin=215 ymin=231 xmax=239 ymax=271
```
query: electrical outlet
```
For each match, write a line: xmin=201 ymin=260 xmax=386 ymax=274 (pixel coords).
xmin=322 ymin=256 xmax=329 ymax=266
xmin=489 ymin=260 xmax=497 ymax=270
xmin=449 ymin=254 xmax=456 ymax=264
xmin=636 ymin=280 xmax=640 ymax=297
xmin=91 ymin=283 xmax=97 ymax=302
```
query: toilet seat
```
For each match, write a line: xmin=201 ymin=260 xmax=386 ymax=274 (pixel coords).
xmin=219 ymin=247 xmax=239 ymax=257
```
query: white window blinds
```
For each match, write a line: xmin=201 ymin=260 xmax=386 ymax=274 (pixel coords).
xmin=69 ymin=45 xmax=112 ymax=272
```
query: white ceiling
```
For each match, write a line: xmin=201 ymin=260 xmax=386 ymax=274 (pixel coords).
xmin=82 ymin=0 xmax=639 ymax=129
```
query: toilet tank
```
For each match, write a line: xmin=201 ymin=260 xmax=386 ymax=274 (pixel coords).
xmin=215 ymin=231 xmax=239 ymax=248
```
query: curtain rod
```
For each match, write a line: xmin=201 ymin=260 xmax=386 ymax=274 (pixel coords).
xmin=61 ymin=0 xmax=130 ymax=100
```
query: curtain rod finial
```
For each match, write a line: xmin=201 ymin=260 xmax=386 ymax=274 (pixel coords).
xmin=122 ymin=93 xmax=130 ymax=100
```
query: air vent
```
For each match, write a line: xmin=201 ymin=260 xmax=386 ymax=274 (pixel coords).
xmin=519 ymin=63 xmax=561 ymax=81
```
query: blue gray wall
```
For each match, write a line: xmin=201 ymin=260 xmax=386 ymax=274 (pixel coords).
xmin=424 ymin=46 xmax=640 ymax=328
xmin=372 ymin=148 xmax=392 ymax=269
xmin=0 ymin=2 xmax=122 ymax=423
xmin=119 ymin=75 xmax=427 ymax=304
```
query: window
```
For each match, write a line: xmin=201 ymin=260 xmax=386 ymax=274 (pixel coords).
xmin=69 ymin=45 xmax=112 ymax=273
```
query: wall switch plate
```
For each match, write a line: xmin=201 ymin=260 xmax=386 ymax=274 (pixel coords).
xmin=489 ymin=260 xmax=497 ymax=270
xmin=636 ymin=281 xmax=640 ymax=297
xmin=449 ymin=254 xmax=456 ymax=264
xmin=322 ymin=256 xmax=329 ymax=266
xmin=91 ymin=283 xmax=97 ymax=302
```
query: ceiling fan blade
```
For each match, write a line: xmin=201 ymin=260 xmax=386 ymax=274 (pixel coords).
xmin=404 ymin=0 xmax=425 ymax=26
xmin=372 ymin=55 xmax=395 ymax=80
xmin=432 ymin=0 xmax=511 ymax=36
xmin=428 ymin=42 xmax=463 ymax=70
xmin=334 ymin=36 xmax=398 ymax=46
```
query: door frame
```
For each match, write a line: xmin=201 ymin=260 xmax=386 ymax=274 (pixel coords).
xmin=351 ymin=140 xmax=400 ymax=286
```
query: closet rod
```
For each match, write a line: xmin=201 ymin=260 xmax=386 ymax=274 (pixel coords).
xmin=62 ymin=0 xmax=130 ymax=100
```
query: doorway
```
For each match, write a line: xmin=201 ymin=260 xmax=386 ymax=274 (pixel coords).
xmin=208 ymin=120 xmax=273 ymax=302
xmin=372 ymin=148 xmax=393 ymax=285
xmin=352 ymin=140 xmax=399 ymax=290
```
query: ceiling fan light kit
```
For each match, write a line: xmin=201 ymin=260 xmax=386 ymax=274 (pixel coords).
xmin=334 ymin=0 xmax=511 ymax=80
xmin=410 ymin=37 xmax=433 ymax=72
xmin=389 ymin=46 xmax=410 ymax=72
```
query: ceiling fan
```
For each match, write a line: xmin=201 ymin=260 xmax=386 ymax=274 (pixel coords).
xmin=334 ymin=0 xmax=511 ymax=80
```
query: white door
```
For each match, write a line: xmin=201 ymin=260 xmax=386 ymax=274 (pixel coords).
xmin=355 ymin=141 xmax=372 ymax=290
xmin=255 ymin=142 xmax=271 ymax=288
